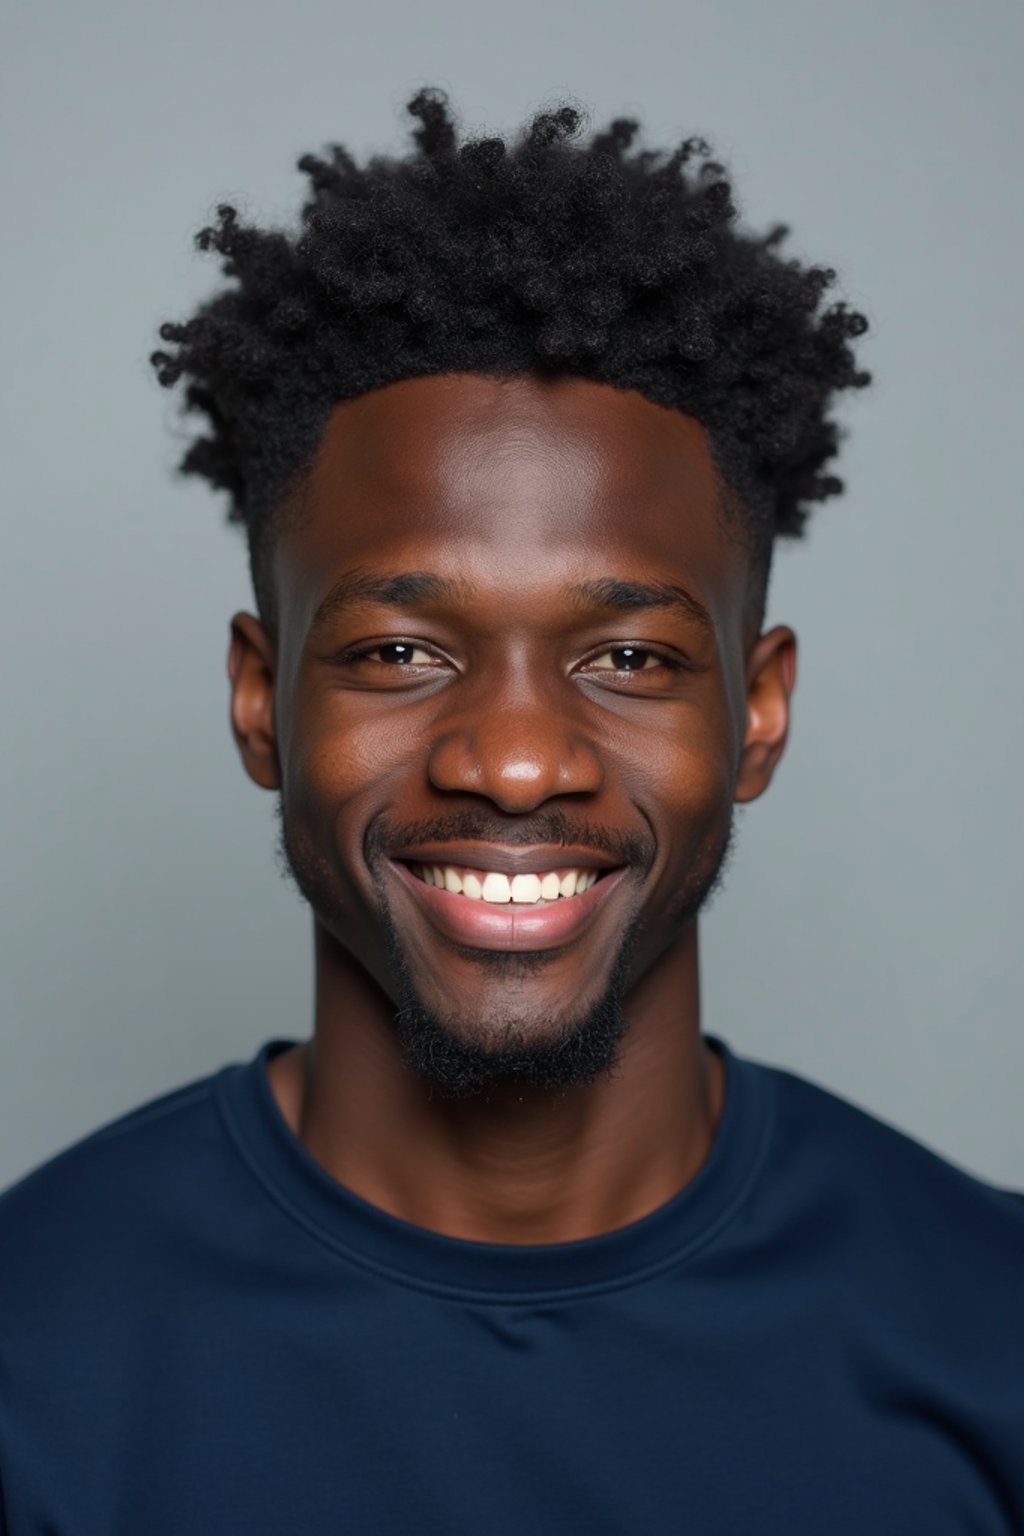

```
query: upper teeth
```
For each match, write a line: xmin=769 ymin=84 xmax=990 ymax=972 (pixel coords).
xmin=414 ymin=865 xmax=601 ymax=903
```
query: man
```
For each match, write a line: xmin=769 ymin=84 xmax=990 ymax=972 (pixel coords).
xmin=1 ymin=90 xmax=1020 ymax=1533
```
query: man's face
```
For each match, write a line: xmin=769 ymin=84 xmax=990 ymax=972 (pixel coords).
xmin=231 ymin=375 xmax=794 ymax=1095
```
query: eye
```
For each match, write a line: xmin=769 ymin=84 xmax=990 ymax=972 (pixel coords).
xmin=368 ymin=642 xmax=433 ymax=666
xmin=586 ymin=646 xmax=671 ymax=673
xmin=575 ymin=644 xmax=690 ymax=692
xmin=343 ymin=641 xmax=440 ymax=667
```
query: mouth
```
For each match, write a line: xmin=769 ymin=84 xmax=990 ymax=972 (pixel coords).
xmin=409 ymin=859 xmax=603 ymax=903
xmin=388 ymin=853 xmax=630 ymax=953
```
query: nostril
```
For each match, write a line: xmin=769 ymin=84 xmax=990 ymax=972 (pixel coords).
xmin=426 ymin=718 xmax=604 ymax=808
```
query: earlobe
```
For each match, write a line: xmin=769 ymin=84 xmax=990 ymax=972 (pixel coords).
xmin=227 ymin=612 xmax=282 ymax=791
xmin=734 ymin=625 xmax=797 ymax=805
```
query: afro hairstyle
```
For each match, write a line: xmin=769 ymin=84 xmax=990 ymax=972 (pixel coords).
xmin=152 ymin=88 xmax=870 ymax=637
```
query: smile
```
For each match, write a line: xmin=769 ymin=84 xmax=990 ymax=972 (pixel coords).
xmin=409 ymin=862 xmax=601 ymax=905
xmin=390 ymin=858 xmax=629 ymax=953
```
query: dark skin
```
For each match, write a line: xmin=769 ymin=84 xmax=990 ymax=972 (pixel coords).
xmin=228 ymin=374 xmax=796 ymax=1244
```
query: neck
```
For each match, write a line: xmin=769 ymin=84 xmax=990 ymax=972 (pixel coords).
xmin=267 ymin=920 xmax=724 ymax=1245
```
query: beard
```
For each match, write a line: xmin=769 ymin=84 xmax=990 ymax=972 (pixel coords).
xmin=378 ymin=895 xmax=643 ymax=1100
xmin=274 ymin=797 xmax=738 ymax=1101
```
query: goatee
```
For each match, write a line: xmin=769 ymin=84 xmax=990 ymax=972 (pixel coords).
xmin=273 ymin=797 xmax=737 ymax=1101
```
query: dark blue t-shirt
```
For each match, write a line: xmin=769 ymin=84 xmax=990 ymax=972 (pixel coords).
xmin=1 ymin=1035 xmax=1021 ymax=1534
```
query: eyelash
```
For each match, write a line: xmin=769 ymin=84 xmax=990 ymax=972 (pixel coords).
xmin=339 ymin=642 xmax=440 ymax=667
xmin=336 ymin=641 xmax=690 ymax=677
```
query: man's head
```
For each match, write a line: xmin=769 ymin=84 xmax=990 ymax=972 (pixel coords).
xmin=153 ymin=89 xmax=868 ymax=642
xmin=152 ymin=94 xmax=868 ymax=1097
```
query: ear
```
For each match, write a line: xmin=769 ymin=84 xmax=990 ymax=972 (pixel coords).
xmin=734 ymin=625 xmax=797 ymax=804
xmin=227 ymin=612 xmax=281 ymax=791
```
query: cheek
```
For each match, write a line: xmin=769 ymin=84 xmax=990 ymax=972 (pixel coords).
xmin=283 ymin=695 xmax=419 ymax=854
xmin=614 ymin=704 xmax=736 ymax=904
xmin=639 ymin=739 xmax=736 ymax=945
xmin=654 ymin=746 xmax=734 ymax=848
xmin=617 ymin=695 xmax=736 ymax=819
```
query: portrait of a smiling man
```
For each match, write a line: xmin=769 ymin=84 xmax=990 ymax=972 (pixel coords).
xmin=1 ymin=91 xmax=1021 ymax=1534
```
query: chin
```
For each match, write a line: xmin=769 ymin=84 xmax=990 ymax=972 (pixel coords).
xmin=416 ymin=997 xmax=593 ymax=1055
xmin=389 ymin=931 xmax=642 ymax=1099
xmin=395 ymin=1003 xmax=630 ymax=1098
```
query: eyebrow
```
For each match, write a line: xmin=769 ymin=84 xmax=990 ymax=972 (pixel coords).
xmin=309 ymin=570 xmax=470 ymax=636
xmin=309 ymin=569 xmax=714 ymax=639
xmin=566 ymin=578 xmax=715 ymax=639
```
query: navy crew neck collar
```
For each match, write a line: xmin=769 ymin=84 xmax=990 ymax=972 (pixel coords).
xmin=215 ymin=1033 xmax=773 ymax=1301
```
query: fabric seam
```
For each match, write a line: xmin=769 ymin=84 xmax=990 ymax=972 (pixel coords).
xmin=214 ymin=1069 xmax=776 ymax=1305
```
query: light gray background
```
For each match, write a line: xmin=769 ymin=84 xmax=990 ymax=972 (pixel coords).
xmin=2 ymin=0 xmax=1021 ymax=1191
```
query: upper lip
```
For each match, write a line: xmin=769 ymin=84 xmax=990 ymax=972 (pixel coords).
xmin=389 ymin=843 xmax=626 ymax=877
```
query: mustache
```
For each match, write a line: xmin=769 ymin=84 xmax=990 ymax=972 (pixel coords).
xmin=365 ymin=807 xmax=655 ymax=870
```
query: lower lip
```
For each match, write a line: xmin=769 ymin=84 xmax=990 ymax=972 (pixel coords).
xmin=389 ymin=862 xmax=629 ymax=952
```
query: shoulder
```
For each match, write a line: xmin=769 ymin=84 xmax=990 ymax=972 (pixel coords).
xmin=0 ymin=1063 xmax=253 ymax=1481
xmin=746 ymin=1048 xmax=1024 ymax=1328
xmin=0 ymin=1066 xmax=229 ymax=1303
xmin=763 ymin=1053 xmax=1023 ymax=1216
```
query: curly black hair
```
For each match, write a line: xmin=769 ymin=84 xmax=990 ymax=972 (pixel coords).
xmin=152 ymin=89 xmax=869 ymax=638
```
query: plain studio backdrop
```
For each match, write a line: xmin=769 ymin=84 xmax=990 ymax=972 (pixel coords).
xmin=1 ymin=0 xmax=1021 ymax=1191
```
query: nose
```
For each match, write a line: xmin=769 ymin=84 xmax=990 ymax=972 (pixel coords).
xmin=427 ymin=683 xmax=605 ymax=813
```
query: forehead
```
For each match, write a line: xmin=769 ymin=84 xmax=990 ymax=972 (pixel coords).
xmin=275 ymin=373 xmax=743 ymax=619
